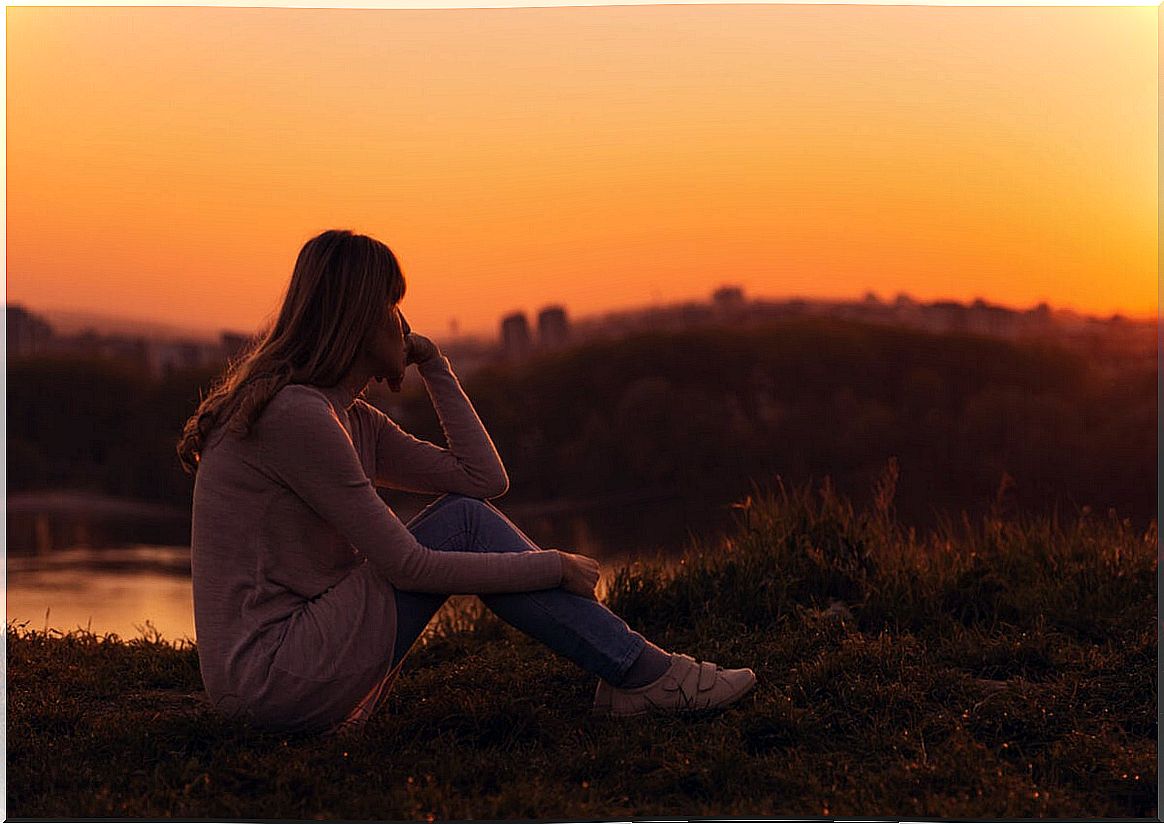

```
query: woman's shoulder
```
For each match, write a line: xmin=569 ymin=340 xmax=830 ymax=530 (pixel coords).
xmin=199 ymin=385 xmax=334 ymax=459
xmin=259 ymin=383 xmax=335 ymax=428
xmin=350 ymin=396 xmax=387 ymax=420
xmin=268 ymin=382 xmax=331 ymax=408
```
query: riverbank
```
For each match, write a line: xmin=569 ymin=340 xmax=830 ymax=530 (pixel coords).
xmin=7 ymin=474 xmax=1157 ymax=819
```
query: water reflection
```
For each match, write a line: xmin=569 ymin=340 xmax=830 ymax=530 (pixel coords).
xmin=8 ymin=546 xmax=196 ymax=643
xmin=7 ymin=492 xmax=743 ymax=644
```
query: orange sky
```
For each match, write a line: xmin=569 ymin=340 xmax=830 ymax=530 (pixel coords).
xmin=6 ymin=5 xmax=1158 ymax=339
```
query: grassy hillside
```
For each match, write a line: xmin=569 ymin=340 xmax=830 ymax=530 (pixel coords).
xmin=7 ymin=470 xmax=1157 ymax=819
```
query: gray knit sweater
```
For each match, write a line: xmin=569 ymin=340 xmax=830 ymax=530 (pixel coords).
xmin=190 ymin=353 xmax=564 ymax=734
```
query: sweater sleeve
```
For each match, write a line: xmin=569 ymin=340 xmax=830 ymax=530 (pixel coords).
xmin=369 ymin=353 xmax=509 ymax=498
xmin=258 ymin=385 xmax=562 ymax=594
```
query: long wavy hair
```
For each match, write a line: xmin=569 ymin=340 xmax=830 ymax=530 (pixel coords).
xmin=176 ymin=228 xmax=406 ymax=475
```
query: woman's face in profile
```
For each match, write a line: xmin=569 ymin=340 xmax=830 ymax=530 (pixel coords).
xmin=366 ymin=301 xmax=410 ymax=384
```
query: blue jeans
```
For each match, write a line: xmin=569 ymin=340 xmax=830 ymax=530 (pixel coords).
xmin=392 ymin=493 xmax=648 ymax=685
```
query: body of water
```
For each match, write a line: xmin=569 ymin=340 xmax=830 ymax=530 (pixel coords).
xmin=8 ymin=546 xmax=196 ymax=643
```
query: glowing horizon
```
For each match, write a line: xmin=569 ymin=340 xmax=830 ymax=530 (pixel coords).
xmin=14 ymin=291 xmax=1156 ymax=345
xmin=7 ymin=5 xmax=1158 ymax=340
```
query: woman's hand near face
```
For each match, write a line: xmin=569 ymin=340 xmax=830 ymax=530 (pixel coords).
xmin=384 ymin=309 xmax=440 ymax=392
xmin=404 ymin=332 xmax=439 ymax=367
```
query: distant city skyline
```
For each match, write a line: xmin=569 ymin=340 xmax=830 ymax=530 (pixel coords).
xmin=11 ymin=286 xmax=1155 ymax=394
xmin=13 ymin=288 xmax=1154 ymax=347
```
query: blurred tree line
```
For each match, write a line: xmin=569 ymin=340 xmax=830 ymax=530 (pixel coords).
xmin=8 ymin=317 xmax=1157 ymax=533
xmin=403 ymin=317 xmax=1156 ymax=532
xmin=8 ymin=355 xmax=209 ymax=506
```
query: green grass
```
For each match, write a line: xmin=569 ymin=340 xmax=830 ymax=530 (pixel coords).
xmin=7 ymin=464 xmax=1158 ymax=818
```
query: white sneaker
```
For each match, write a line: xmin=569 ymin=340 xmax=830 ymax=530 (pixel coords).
xmin=592 ymin=652 xmax=757 ymax=717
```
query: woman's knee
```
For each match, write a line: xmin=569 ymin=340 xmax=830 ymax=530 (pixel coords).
xmin=434 ymin=492 xmax=489 ymax=509
xmin=441 ymin=492 xmax=484 ymax=505
xmin=411 ymin=492 xmax=481 ymax=522
xmin=435 ymin=493 xmax=491 ymax=523
xmin=407 ymin=493 xmax=490 ymax=541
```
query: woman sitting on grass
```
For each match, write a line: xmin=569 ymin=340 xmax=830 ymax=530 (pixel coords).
xmin=176 ymin=228 xmax=756 ymax=735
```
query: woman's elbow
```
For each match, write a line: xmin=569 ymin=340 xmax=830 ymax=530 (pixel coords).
xmin=457 ymin=465 xmax=508 ymax=499
xmin=481 ymin=474 xmax=509 ymax=499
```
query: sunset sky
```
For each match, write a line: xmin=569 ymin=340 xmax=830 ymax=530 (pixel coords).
xmin=7 ymin=4 xmax=1158 ymax=339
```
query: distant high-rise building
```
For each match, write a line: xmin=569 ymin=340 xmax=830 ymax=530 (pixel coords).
xmin=7 ymin=305 xmax=54 ymax=356
xmin=1027 ymin=302 xmax=1053 ymax=330
xmin=536 ymin=305 xmax=570 ymax=350
xmin=712 ymin=285 xmax=746 ymax=311
xmin=500 ymin=312 xmax=532 ymax=361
